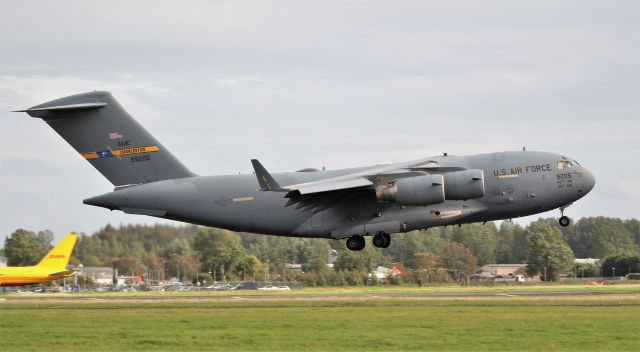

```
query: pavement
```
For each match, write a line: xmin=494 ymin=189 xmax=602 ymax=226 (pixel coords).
xmin=2 ymin=289 xmax=637 ymax=303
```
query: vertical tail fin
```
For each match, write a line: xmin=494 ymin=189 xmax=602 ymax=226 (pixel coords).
xmin=16 ymin=91 xmax=195 ymax=186
xmin=36 ymin=234 xmax=78 ymax=270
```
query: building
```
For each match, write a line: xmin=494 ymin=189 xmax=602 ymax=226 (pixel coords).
xmin=284 ymin=263 xmax=303 ymax=274
xmin=479 ymin=264 xmax=527 ymax=277
xmin=575 ymin=258 xmax=600 ymax=265
xmin=78 ymin=266 xmax=114 ymax=285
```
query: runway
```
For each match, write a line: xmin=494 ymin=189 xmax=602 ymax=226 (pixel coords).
xmin=3 ymin=289 xmax=637 ymax=303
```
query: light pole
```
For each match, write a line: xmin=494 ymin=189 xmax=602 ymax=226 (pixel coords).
xmin=162 ymin=260 xmax=166 ymax=282
xmin=543 ymin=266 xmax=547 ymax=282
xmin=612 ymin=267 xmax=615 ymax=279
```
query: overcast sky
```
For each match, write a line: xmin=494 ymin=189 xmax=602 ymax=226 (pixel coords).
xmin=1 ymin=1 xmax=638 ymax=243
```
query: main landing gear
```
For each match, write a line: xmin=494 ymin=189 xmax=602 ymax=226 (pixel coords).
xmin=346 ymin=235 xmax=365 ymax=251
xmin=346 ymin=232 xmax=391 ymax=251
xmin=559 ymin=207 xmax=571 ymax=227
xmin=372 ymin=232 xmax=391 ymax=248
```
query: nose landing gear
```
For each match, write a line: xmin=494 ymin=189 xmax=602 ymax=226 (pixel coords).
xmin=559 ymin=206 xmax=571 ymax=227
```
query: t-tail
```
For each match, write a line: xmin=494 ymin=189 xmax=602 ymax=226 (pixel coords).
xmin=16 ymin=91 xmax=195 ymax=186
xmin=36 ymin=234 xmax=78 ymax=270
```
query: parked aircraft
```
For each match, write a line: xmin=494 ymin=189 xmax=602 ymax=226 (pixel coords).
xmin=0 ymin=234 xmax=78 ymax=286
xmin=16 ymin=92 xmax=595 ymax=250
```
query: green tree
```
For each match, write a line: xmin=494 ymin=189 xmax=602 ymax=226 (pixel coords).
xmin=115 ymin=255 xmax=145 ymax=276
xmin=600 ymin=254 xmax=640 ymax=277
xmin=496 ymin=221 xmax=527 ymax=263
xmin=231 ymin=255 xmax=262 ymax=281
xmin=36 ymin=230 xmax=54 ymax=257
xmin=194 ymin=228 xmax=243 ymax=280
xmin=451 ymin=223 xmax=496 ymax=266
xmin=384 ymin=231 xmax=428 ymax=266
xmin=512 ymin=223 xmax=529 ymax=263
xmin=526 ymin=222 xmax=575 ymax=281
xmin=4 ymin=229 xmax=42 ymax=266
xmin=194 ymin=272 xmax=213 ymax=286
xmin=439 ymin=242 xmax=477 ymax=281
xmin=624 ymin=219 xmax=640 ymax=249
xmin=573 ymin=263 xmax=600 ymax=278
xmin=567 ymin=217 xmax=636 ymax=258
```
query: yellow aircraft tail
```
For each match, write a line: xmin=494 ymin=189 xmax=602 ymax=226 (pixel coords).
xmin=36 ymin=233 xmax=78 ymax=270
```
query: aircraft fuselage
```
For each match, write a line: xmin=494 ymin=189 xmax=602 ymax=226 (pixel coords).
xmin=85 ymin=150 xmax=595 ymax=239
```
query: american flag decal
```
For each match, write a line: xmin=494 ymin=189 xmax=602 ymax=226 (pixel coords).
xmin=109 ymin=132 xmax=123 ymax=139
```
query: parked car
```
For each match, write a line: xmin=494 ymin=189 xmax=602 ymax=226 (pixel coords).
xmin=230 ymin=281 xmax=258 ymax=290
xmin=627 ymin=273 xmax=640 ymax=280
xmin=258 ymin=285 xmax=291 ymax=291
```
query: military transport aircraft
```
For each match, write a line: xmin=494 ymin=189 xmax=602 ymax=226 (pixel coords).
xmin=0 ymin=234 xmax=78 ymax=287
xmin=16 ymin=92 xmax=595 ymax=251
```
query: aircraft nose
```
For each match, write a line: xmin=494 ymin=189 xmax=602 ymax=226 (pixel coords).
xmin=581 ymin=167 xmax=596 ymax=193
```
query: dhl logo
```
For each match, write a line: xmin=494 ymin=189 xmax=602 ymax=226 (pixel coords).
xmin=48 ymin=254 xmax=66 ymax=259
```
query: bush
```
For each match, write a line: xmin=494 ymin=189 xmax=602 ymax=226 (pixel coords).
xmin=601 ymin=254 xmax=640 ymax=277
xmin=387 ymin=274 xmax=402 ymax=285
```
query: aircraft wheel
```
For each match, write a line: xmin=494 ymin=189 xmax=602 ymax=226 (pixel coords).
xmin=382 ymin=233 xmax=391 ymax=247
xmin=559 ymin=216 xmax=570 ymax=227
xmin=372 ymin=232 xmax=391 ymax=248
xmin=346 ymin=235 xmax=365 ymax=251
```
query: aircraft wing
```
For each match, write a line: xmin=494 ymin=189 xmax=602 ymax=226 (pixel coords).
xmin=253 ymin=157 xmax=469 ymax=213
xmin=283 ymin=158 xmax=467 ymax=197
xmin=284 ymin=177 xmax=373 ymax=195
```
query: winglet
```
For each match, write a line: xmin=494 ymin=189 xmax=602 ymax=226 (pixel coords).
xmin=251 ymin=159 xmax=284 ymax=191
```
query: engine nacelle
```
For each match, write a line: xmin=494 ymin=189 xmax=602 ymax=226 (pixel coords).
xmin=443 ymin=169 xmax=485 ymax=200
xmin=376 ymin=174 xmax=445 ymax=206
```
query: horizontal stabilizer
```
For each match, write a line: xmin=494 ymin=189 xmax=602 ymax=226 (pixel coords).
xmin=14 ymin=102 xmax=107 ymax=114
xmin=251 ymin=159 xmax=284 ymax=191
xmin=48 ymin=270 xmax=76 ymax=278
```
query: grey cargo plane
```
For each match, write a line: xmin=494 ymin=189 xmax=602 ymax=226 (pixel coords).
xmin=17 ymin=91 xmax=595 ymax=250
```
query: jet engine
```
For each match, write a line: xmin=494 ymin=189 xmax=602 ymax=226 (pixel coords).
xmin=376 ymin=174 xmax=445 ymax=206
xmin=442 ymin=169 xmax=485 ymax=200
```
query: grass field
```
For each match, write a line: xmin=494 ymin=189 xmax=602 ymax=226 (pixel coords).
xmin=1 ymin=286 xmax=639 ymax=351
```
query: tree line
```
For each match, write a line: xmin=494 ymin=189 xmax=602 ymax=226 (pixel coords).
xmin=2 ymin=216 xmax=638 ymax=285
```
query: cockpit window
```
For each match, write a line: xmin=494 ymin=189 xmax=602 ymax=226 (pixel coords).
xmin=573 ymin=160 xmax=581 ymax=166
xmin=557 ymin=160 xmax=573 ymax=169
